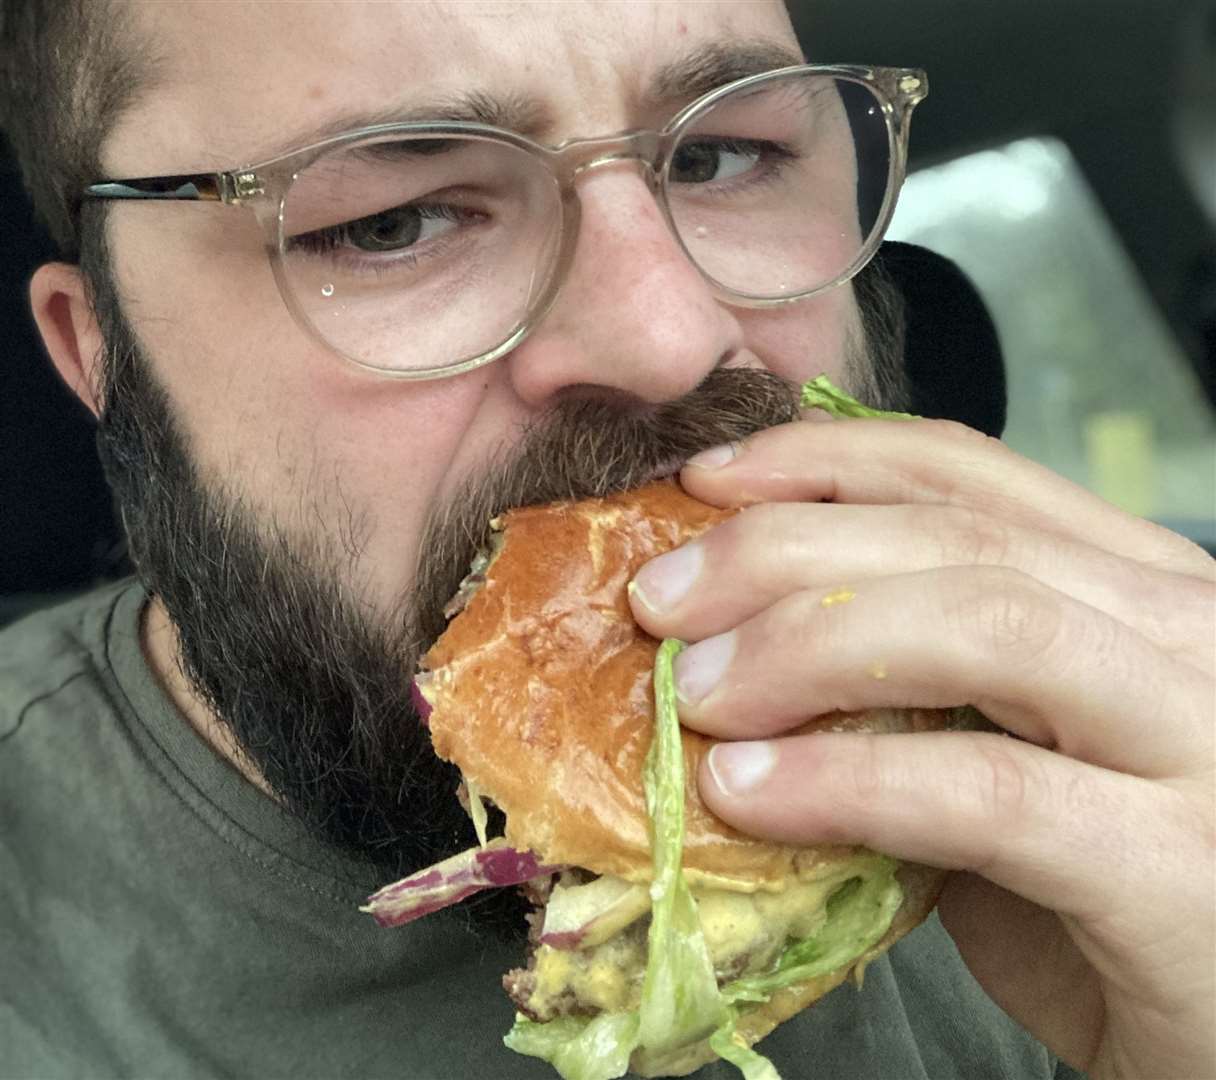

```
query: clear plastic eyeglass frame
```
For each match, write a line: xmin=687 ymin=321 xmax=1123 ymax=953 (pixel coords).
xmin=84 ymin=63 xmax=928 ymax=380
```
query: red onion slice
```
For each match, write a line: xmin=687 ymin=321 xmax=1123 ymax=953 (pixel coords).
xmin=362 ymin=839 xmax=560 ymax=928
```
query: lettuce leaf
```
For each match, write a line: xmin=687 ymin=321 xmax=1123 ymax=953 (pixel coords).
xmin=502 ymin=641 xmax=724 ymax=1079
xmin=637 ymin=639 xmax=729 ymax=1054
xmin=504 ymin=1012 xmax=640 ymax=1080
xmin=709 ymin=1012 xmax=784 ymax=1080
xmin=724 ymin=860 xmax=903 ymax=1005
xmin=511 ymin=641 xmax=904 ymax=1080
xmin=465 ymin=776 xmax=490 ymax=848
xmin=421 ymin=373 xmax=930 ymax=1078
xmin=799 ymin=374 xmax=916 ymax=420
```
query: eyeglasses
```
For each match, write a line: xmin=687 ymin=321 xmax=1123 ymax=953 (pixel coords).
xmin=84 ymin=64 xmax=927 ymax=380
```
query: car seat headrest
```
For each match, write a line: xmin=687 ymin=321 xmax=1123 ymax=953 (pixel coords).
xmin=877 ymin=240 xmax=1007 ymax=438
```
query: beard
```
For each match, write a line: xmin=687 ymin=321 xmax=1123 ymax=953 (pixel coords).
xmin=90 ymin=257 xmax=907 ymax=925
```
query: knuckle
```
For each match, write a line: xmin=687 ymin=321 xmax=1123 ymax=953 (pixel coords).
xmin=716 ymin=504 xmax=803 ymax=596
xmin=933 ymin=504 xmax=1014 ymax=568
xmin=980 ymin=740 xmax=1028 ymax=819
xmin=946 ymin=566 xmax=1064 ymax=670
xmin=846 ymin=731 xmax=886 ymax=803
xmin=970 ymin=737 xmax=1042 ymax=843
xmin=763 ymin=588 xmax=815 ymax=653
xmin=1059 ymin=765 xmax=1106 ymax=823
xmin=1136 ymin=566 xmax=1216 ymax=671
xmin=757 ymin=589 xmax=851 ymax=709
xmin=790 ymin=584 xmax=849 ymax=653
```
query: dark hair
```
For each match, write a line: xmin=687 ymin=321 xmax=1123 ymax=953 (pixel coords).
xmin=0 ymin=0 xmax=159 ymax=263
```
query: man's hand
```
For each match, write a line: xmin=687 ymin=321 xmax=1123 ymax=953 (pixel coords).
xmin=628 ymin=416 xmax=1216 ymax=1080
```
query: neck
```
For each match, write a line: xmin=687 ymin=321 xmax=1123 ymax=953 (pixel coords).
xmin=140 ymin=595 xmax=279 ymax=801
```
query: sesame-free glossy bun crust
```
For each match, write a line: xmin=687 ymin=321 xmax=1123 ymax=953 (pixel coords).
xmin=424 ymin=481 xmax=962 ymax=888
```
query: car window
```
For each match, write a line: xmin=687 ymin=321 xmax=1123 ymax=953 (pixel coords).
xmin=888 ymin=136 xmax=1215 ymax=537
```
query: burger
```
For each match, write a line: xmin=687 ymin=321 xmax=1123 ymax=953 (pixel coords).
xmin=363 ymin=380 xmax=979 ymax=1079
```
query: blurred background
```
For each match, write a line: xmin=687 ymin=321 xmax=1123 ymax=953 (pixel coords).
xmin=2 ymin=0 xmax=1213 ymax=622
xmin=793 ymin=0 xmax=1216 ymax=536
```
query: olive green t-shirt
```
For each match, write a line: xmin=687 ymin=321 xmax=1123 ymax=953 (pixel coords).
xmin=0 ymin=583 xmax=1080 ymax=1079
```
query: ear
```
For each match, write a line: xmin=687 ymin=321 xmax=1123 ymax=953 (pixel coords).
xmin=29 ymin=261 xmax=108 ymax=418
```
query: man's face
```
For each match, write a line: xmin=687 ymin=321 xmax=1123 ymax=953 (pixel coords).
xmin=105 ymin=0 xmax=858 ymax=611
xmin=90 ymin=1 xmax=895 ymax=882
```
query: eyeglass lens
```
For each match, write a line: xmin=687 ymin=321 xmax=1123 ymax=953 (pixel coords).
xmin=278 ymin=72 xmax=893 ymax=373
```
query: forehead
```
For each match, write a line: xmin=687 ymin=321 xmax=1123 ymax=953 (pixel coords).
xmin=110 ymin=1 xmax=800 ymax=173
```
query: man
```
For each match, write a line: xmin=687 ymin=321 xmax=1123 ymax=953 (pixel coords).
xmin=0 ymin=2 xmax=1211 ymax=1078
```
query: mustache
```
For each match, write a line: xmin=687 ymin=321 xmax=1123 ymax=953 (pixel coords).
xmin=411 ymin=365 xmax=802 ymax=649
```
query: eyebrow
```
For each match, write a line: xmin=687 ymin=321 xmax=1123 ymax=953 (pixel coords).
xmin=250 ymin=38 xmax=805 ymax=164
xmin=650 ymin=40 xmax=805 ymax=103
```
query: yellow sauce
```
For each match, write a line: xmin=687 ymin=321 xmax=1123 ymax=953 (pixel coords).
xmin=532 ymin=931 xmax=644 ymax=1014
xmin=820 ymin=587 xmax=857 ymax=607
xmin=525 ymin=867 xmax=865 ymax=1019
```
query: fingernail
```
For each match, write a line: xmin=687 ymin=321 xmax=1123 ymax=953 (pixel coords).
xmin=675 ymin=631 xmax=735 ymax=705
xmin=707 ymin=741 xmax=777 ymax=796
xmin=631 ymin=543 xmax=703 ymax=613
xmin=685 ymin=442 xmax=740 ymax=470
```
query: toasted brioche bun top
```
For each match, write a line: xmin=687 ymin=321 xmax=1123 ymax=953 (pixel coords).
xmin=424 ymin=481 xmax=961 ymax=889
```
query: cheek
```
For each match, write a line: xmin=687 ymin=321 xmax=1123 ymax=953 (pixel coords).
xmin=738 ymin=285 xmax=861 ymax=386
xmin=290 ymin=374 xmax=490 ymax=603
xmin=114 ymin=220 xmax=490 ymax=605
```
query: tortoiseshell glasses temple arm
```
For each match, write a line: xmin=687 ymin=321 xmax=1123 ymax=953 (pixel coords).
xmin=83 ymin=169 xmax=265 ymax=205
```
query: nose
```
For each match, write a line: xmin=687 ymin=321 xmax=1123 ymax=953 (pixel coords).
xmin=505 ymin=162 xmax=746 ymax=409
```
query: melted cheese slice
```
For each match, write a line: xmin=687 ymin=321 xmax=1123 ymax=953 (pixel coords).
xmin=526 ymin=866 xmax=863 ymax=1019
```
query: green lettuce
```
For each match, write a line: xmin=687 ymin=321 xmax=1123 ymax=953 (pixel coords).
xmin=723 ymin=862 xmax=902 ymax=1006
xmin=709 ymin=1013 xmax=784 ymax=1080
xmin=504 ymin=637 xmax=904 ymax=1080
xmin=703 ymin=859 xmax=901 ymax=1079
xmin=506 ymin=377 xmax=917 ymax=1077
xmin=508 ymin=641 xmax=780 ymax=1079
xmin=799 ymin=374 xmax=916 ymax=420
xmin=637 ymin=640 xmax=728 ymax=1053
xmin=505 ymin=1012 xmax=640 ymax=1080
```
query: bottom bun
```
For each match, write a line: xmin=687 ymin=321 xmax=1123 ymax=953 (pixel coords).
xmin=629 ymin=863 xmax=947 ymax=1078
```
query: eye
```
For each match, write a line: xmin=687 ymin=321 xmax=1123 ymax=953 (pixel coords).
xmin=342 ymin=204 xmax=461 ymax=253
xmin=289 ymin=202 xmax=471 ymax=260
xmin=669 ymin=139 xmax=763 ymax=185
